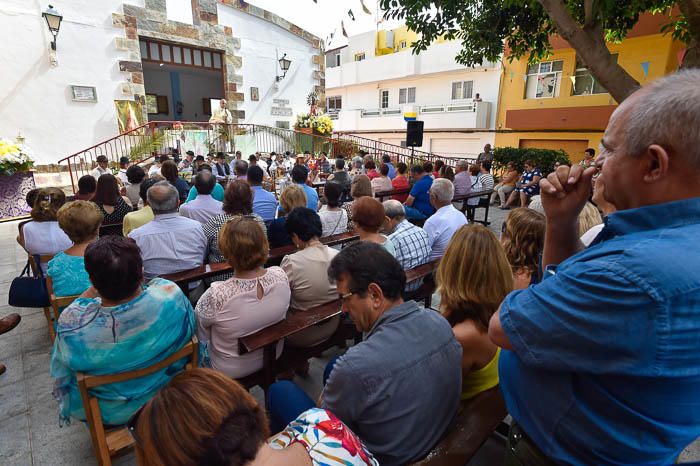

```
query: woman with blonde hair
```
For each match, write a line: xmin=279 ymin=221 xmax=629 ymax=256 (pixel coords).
xmin=500 ymin=208 xmax=546 ymax=289
xmin=436 ymin=224 xmax=513 ymax=400
xmin=195 ymin=217 xmax=290 ymax=378
xmin=48 ymin=201 xmax=103 ymax=298
xmin=342 ymin=174 xmax=373 ymax=231
xmin=131 ymin=368 xmax=378 ymax=466
xmin=267 ymin=184 xmax=307 ymax=248
xmin=578 ymin=201 xmax=603 ymax=237
xmin=21 ymin=187 xmax=72 ymax=271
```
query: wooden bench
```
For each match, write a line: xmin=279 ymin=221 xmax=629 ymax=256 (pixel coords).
xmin=374 ymin=187 xmax=411 ymax=201
xmin=452 ymin=188 xmax=494 ymax=226
xmin=98 ymin=222 xmax=124 ymax=237
xmin=46 ymin=277 xmax=80 ymax=342
xmin=404 ymin=259 xmax=441 ymax=307
xmin=161 ymin=232 xmax=359 ymax=296
xmin=237 ymin=260 xmax=440 ymax=391
xmin=409 ymin=386 xmax=507 ymax=466
xmin=77 ymin=336 xmax=198 ymax=466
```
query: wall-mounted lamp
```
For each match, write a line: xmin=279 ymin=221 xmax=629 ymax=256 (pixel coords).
xmin=42 ymin=5 xmax=63 ymax=51
xmin=276 ymin=53 xmax=292 ymax=82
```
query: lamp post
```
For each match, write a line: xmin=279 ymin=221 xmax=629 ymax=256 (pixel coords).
xmin=276 ymin=54 xmax=292 ymax=82
xmin=42 ymin=4 xmax=62 ymax=51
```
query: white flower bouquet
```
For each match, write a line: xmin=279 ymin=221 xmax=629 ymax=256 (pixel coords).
xmin=0 ymin=139 xmax=34 ymax=176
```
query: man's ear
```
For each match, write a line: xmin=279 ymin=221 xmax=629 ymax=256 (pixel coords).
xmin=367 ymin=282 xmax=384 ymax=303
xmin=643 ymin=144 xmax=670 ymax=183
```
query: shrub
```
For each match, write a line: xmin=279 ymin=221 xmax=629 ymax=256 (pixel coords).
xmin=493 ymin=147 xmax=571 ymax=176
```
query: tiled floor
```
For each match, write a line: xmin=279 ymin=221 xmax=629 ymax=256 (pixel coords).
xmin=1 ymin=207 xmax=698 ymax=465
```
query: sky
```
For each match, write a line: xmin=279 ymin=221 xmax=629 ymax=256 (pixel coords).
xmin=246 ymin=0 xmax=404 ymax=48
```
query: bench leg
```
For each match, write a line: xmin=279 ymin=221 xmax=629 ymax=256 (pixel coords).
xmin=482 ymin=203 xmax=491 ymax=226
xmin=262 ymin=344 xmax=276 ymax=403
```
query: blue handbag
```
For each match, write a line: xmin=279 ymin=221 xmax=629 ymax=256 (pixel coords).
xmin=9 ymin=255 xmax=50 ymax=308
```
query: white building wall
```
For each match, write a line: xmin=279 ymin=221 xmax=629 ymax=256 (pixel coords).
xmin=0 ymin=0 xmax=138 ymax=165
xmin=326 ymin=36 xmax=502 ymax=159
xmin=0 ymin=0 xmax=319 ymax=165
xmin=216 ymin=6 xmax=318 ymax=130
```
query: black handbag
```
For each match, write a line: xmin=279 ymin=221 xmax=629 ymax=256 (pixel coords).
xmin=9 ymin=255 xmax=50 ymax=308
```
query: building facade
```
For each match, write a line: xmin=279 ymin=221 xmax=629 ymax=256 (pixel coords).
xmin=326 ymin=26 xmax=501 ymax=159
xmin=494 ymin=13 xmax=684 ymax=163
xmin=0 ymin=0 xmax=324 ymax=165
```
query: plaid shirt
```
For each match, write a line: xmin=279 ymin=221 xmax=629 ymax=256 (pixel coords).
xmin=388 ymin=220 xmax=431 ymax=292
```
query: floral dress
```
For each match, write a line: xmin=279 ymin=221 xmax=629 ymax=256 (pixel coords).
xmin=269 ymin=408 xmax=379 ymax=466
xmin=516 ymin=168 xmax=543 ymax=197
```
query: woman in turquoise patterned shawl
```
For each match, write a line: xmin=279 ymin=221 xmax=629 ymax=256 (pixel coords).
xmin=50 ymin=235 xmax=195 ymax=426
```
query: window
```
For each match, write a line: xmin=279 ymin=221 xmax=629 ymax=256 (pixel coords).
xmin=451 ymin=81 xmax=474 ymax=100
xmin=327 ymin=96 xmax=342 ymax=111
xmin=327 ymin=51 xmax=341 ymax=68
xmin=275 ymin=121 xmax=290 ymax=129
xmin=572 ymin=54 xmax=617 ymax=96
xmin=379 ymin=90 xmax=389 ymax=109
xmin=525 ymin=60 xmax=564 ymax=99
xmin=399 ymin=87 xmax=416 ymax=104
xmin=354 ymin=52 xmax=366 ymax=62
xmin=400 ymin=40 xmax=407 ymax=49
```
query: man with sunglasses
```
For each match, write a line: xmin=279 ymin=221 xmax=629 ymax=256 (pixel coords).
xmin=489 ymin=70 xmax=700 ymax=465
xmin=267 ymin=242 xmax=462 ymax=466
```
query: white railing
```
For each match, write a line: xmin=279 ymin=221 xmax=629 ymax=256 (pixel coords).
xmin=357 ymin=102 xmax=478 ymax=118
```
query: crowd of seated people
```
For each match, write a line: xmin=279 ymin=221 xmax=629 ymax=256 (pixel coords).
xmin=34 ymin=71 xmax=700 ymax=466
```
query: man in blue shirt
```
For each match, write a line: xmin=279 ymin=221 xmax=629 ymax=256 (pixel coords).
xmin=403 ymin=164 xmax=435 ymax=220
xmin=291 ymin=164 xmax=319 ymax=211
xmin=247 ymin=165 xmax=278 ymax=221
xmin=489 ymin=70 xmax=700 ymax=466
xmin=381 ymin=154 xmax=397 ymax=179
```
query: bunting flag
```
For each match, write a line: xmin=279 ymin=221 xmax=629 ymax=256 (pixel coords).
xmin=640 ymin=61 xmax=650 ymax=78
xmin=360 ymin=0 xmax=372 ymax=15
xmin=342 ymin=20 xmax=348 ymax=37
xmin=348 ymin=9 xmax=356 ymax=21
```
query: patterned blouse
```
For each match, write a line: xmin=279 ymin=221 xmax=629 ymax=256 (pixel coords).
xmin=203 ymin=213 xmax=267 ymax=263
xmin=269 ymin=408 xmax=379 ymax=466
xmin=95 ymin=197 xmax=133 ymax=234
xmin=194 ymin=267 xmax=290 ymax=378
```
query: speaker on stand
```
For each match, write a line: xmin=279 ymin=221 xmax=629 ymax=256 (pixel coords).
xmin=405 ymin=120 xmax=424 ymax=166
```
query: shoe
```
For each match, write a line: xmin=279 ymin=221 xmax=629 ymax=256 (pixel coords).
xmin=0 ymin=314 xmax=20 ymax=335
xmin=0 ymin=363 xmax=5 ymax=376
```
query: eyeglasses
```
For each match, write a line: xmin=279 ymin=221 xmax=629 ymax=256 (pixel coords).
xmin=339 ymin=291 xmax=354 ymax=302
xmin=126 ymin=403 xmax=146 ymax=446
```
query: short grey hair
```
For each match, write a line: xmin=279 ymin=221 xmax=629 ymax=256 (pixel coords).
xmin=430 ymin=178 xmax=454 ymax=204
xmin=147 ymin=181 xmax=179 ymax=215
xmin=234 ymin=159 xmax=248 ymax=176
xmin=457 ymin=160 xmax=469 ymax=169
xmin=383 ymin=200 xmax=405 ymax=219
xmin=622 ymin=69 xmax=700 ymax=168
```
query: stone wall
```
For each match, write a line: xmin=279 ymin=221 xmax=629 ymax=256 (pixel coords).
xmin=111 ymin=0 xmax=325 ymax=124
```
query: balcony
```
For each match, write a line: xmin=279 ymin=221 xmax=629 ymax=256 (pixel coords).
xmin=332 ymin=101 xmax=491 ymax=132
xmin=327 ymin=41 xmax=498 ymax=88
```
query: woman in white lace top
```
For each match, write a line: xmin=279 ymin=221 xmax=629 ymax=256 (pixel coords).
xmin=195 ymin=217 xmax=290 ymax=378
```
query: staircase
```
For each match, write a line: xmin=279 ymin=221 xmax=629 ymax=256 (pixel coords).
xmin=57 ymin=121 xmax=469 ymax=193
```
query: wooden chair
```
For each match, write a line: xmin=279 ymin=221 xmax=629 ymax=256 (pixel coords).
xmin=76 ymin=336 xmax=199 ymax=466
xmin=453 ymin=189 xmax=494 ymax=226
xmin=46 ymin=276 xmax=80 ymax=339
xmin=409 ymin=386 xmax=507 ymax=466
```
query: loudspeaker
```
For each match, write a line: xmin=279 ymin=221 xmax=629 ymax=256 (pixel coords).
xmin=406 ymin=121 xmax=424 ymax=147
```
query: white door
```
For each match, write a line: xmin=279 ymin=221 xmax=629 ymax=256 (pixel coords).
xmin=379 ymin=90 xmax=389 ymax=109
xmin=430 ymin=138 xmax=482 ymax=159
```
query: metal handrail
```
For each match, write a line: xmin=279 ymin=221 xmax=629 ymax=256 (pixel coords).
xmin=56 ymin=121 xmax=474 ymax=193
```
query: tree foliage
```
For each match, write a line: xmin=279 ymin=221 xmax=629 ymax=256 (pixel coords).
xmin=380 ymin=0 xmax=691 ymax=102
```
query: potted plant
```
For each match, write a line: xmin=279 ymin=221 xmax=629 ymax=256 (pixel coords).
xmin=0 ymin=137 xmax=37 ymax=220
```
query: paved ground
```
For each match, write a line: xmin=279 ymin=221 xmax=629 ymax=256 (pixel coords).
xmin=1 ymin=207 xmax=698 ymax=465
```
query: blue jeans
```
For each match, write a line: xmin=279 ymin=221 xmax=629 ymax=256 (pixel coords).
xmin=404 ymin=205 xmax=427 ymax=220
xmin=267 ymin=357 xmax=339 ymax=433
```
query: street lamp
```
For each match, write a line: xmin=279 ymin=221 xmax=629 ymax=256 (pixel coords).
xmin=42 ymin=5 xmax=63 ymax=51
xmin=276 ymin=53 xmax=292 ymax=82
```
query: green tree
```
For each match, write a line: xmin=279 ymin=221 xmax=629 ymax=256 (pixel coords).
xmin=380 ymin=0 xmax=697 ymax=103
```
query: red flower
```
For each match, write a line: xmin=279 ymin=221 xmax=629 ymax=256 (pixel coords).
xmin=315 ymin=411 xmax=371 ymax=463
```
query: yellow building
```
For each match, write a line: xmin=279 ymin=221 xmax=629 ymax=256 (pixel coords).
xmin=495 ymin=13 xmax=685 ymax=163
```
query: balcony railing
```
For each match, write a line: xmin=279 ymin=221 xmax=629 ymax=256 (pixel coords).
xmin=357 ymin=102 xmax=478 ymax=118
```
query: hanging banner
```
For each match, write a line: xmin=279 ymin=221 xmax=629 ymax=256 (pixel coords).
xmin=641 ymin=61 xmax=650 ymax=78
xmin=114 ymin=100 xmax=145 ymax=133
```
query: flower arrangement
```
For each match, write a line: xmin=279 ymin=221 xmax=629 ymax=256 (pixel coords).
xmin=294 ymin=112 xmax=333 ymax=135
xmin=0 ymin=138 xmax=34 ymax=176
